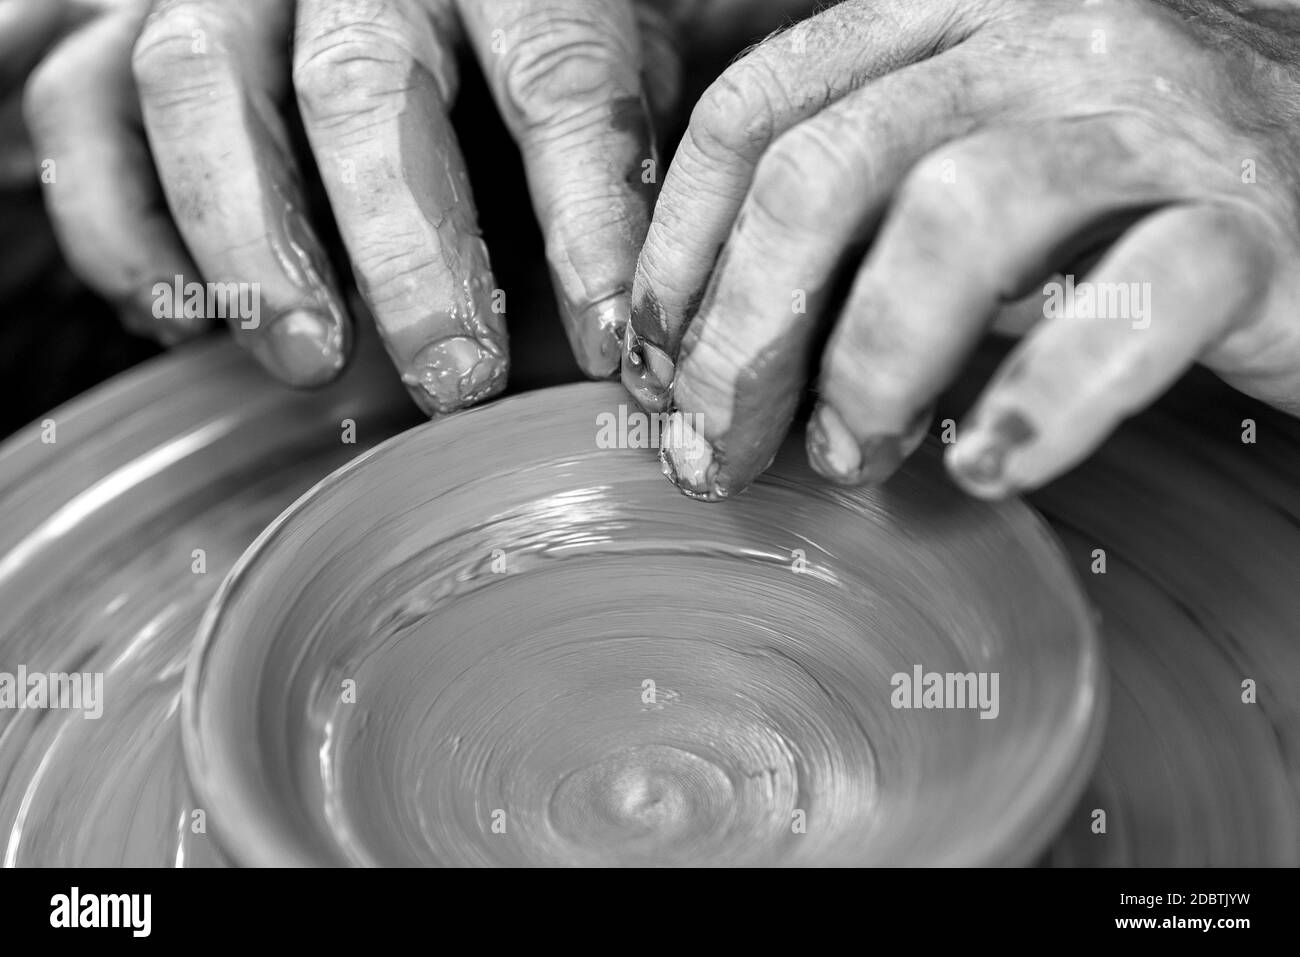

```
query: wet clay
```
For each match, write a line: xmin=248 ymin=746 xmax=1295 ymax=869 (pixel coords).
xmin=0 ymin=334 xmax=417 ymax=866
xmin=186 ymin=383 xmax=1100 ymax=867
xmin=2 ymin=340 xmax=1298 ymax=866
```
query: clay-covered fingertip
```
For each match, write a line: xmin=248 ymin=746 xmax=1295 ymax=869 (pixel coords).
xmin=620 ymin=326 xmax=674 ymax=412
xmin=945 ymin=445 xmax=1017 ymax=500
xmin=565 ymin=292 xmax=629 ymax=381
xmin=658 ymin=409 xmax=728 ymax=502
xmin=402 ymin=335 xmax=508 ymax=416
xmin=944 ymin=410 xmax=1035 ymax=500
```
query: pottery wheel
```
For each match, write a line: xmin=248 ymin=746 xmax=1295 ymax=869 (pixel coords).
xmin=0 ymin=336 xmax=1296 ymax=866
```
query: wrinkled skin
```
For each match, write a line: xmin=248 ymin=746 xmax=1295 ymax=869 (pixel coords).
xmin=11 ymin=0 xmax=812 ymax=413
xmin=629 ymin=0 xmax=1300 ymax=501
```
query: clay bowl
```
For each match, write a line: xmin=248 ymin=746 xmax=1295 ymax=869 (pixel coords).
xmin=183 ymin=382 xmax=1104 ymax=867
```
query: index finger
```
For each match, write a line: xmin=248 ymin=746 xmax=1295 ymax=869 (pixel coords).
xmin=458 ymin=0 xmax=671 ymax=378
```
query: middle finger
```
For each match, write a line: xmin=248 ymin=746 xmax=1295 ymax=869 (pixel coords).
xmin=134 ymin=0 xmax=352 ymax=386
xmin=295 ymin=0 xmax=510 ymax=415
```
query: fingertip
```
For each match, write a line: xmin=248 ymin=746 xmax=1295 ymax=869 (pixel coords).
xmin=562 ymin=291 xmax=628 ymax=380
xmin=253 ymin=307 xmax=351 ymax=389
xmin=115 ymin=288 xmax=213 ymax=348
xmin=806 ymin=401 xmax=931 ymax=486
xmin=659 ymin=408 xmax=726 ymax=502
xmin=402 ymin=334 xmax=509 ymax=416
xmin=806 ymin=401 xmax=864 ymax=484
xmin=945 ymin=409 xmax=1037 ymax=500
xmin=620 ymin=325 xmax=674 ymax=412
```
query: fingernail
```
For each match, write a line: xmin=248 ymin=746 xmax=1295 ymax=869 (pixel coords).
xmin=404 ymin=335 xmax=507 ymax=415
xmin=562 ymin=292 xmax=628 ymax=379
xmin=902 ymin=405 xmax=934 ymax=454
xmin=659 ymin=410 xmax=725 ymax=502
xmin=261 ymin=308 xmax=345 ymax=388
xmin=807 ymin=402 xmax=865 ymax=483
xmin=621 ymin=326 xmax=675 ymax=412
xmin=806 ymin=402 xmax=921 ymax=486
xmin=946 ymin=410 xmax=1037 ymax=499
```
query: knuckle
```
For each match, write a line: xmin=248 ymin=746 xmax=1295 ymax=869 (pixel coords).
xmin=687 ymin=60 xmax=783 ymax=163
xmin=900 ymin=151 xmax=959 ymax=206
xmin=541 ymin=195 xmax=629 ymax=253
xmin=894 ymin=153 xmax=975 ymax=239
xmin=497 ymin=21 xmax=629 ymax=130
xmin=891 ymin=152 xmax=1011 ymax=288
xmin=354 ymin=239 xmax=443 ymax=310
xmin=749 ymin=122 xmax=853 ymax=233
xmin=1060 ymin=0 xmax=1184 ymax=61
xmin=1200 ymin=204 xmax=1256 ymax=245
xmin=1199 ymin=205 xmax=1276 ymax=278
xmin=1080 ymin=112 xmax=1155 ymax=162
xmin=131 ymin=1 xmax=227 ymax=98
xmin=293 ymin=29 xmax=411 ymax=124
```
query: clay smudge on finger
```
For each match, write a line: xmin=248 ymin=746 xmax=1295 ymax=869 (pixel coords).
xmin=622 ymin=322 xmax=676 ymax=413
xmin=609 ymin=94 xmax=659 ymax=217
xmin=553 ymin=267 xmax=629 ymax=381
xmin=406 ymin=335 xmax=506 ymax=415
xmin=552 ymin=95 xmax=657 ymax=380
xmin=243 ymin=93 xmax=351 ymax=387
xmin=147 ymin=83 xmax=350 ymax=384
xmin=661 ymin=197 xmax=866 ymax=499
xmin=948 ymin=410 xmax=1038 ymax=498
xmin=627 ymin=283 xmax=672 ymax=351
xmin=662 ymin=296 xmax=817 ymax=501
xmin=269 ymin=194 xmax=352 ymax=386
xmin=390 ymin=63 xmax=508 ymax=413
xmin=624 ymin=240 xmax=722 ymax=408
xmin=658 ymin=409 xmax=722 ymax=501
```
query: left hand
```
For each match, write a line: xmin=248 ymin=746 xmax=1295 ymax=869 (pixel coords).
xmin=12 ymin=0 xmax=817 ymax=410
xmin=625 ymin=0 xmax=1300 ymax=501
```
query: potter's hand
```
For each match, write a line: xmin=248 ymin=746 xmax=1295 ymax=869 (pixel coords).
xmin=20 ymin=0 xmax=681 ymax=412
xmin=627 ymin=0 xmax=1300 ymax=501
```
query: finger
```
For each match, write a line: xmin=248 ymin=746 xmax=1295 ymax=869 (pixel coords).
xmin=946 ymin=203 xmax=1274 ymax=498
xmin=294 ymin=0 xmax=509 ymax=415
xmin=458 ymin=0 xmax=672 ymax=377
xmin=24 ymin=6 xmax=208 ymax=344
xmin=625 ymin=0 xmax=995 ymax=409
xmin=0 ymin=0 xmax=73 ymax=97
xmin=809 ymin=117 xmax=1186 ymax=486
xmin=134 ymin=0 xmax=351 ymax=386
xmin=658 ymin=51 xmax=1000 ymax=501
